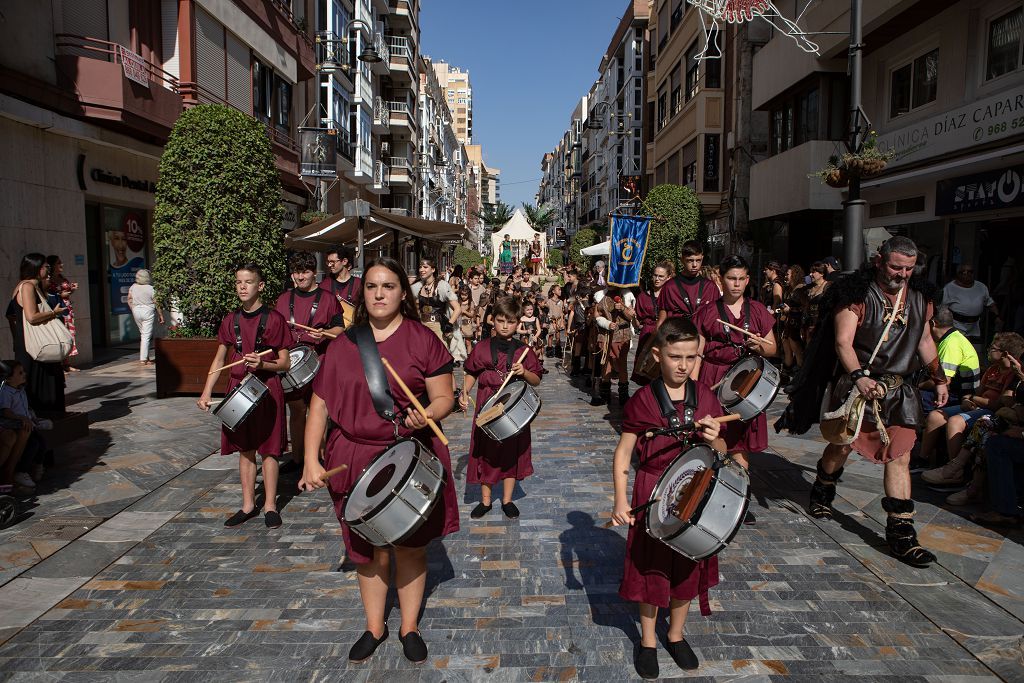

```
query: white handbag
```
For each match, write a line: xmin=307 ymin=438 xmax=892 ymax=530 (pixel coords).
xmin=23 ymin=288 xmax=74 ymax=363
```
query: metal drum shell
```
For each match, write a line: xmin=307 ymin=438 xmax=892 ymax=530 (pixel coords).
xmin=343 ymin=439 xmax=447 ymax=547
xmin=717 ymin=355 xmax=782 ymax=421
xmin=280 ymin=344 xmax=320 ymax=393
xmin=479 ymin=381 xmax=542 ymax=442
xmin=212 ymin=374 xmax=269 ymax=432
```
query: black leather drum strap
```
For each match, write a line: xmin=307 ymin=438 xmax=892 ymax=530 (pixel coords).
xmin=490 ymin=338 xmax=524 ymax=372
xmin=651 ymin=377 xmax=696 ymax=428
xmin=234 ymin=309 xmax=269 ymax=355
xmin=346 ymin=325 xmax=397 ymax=422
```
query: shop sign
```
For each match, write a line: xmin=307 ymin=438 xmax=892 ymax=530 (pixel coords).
xmin=77 ymin=154 xmax=157 ymax=193
xmin=877 ymin=89 xmax=1024 ymax=169
xmin=118 ymin=46 xmax=150 ymax=89
xmin=281 ymin=202 xmax=301 ymax=231
xmin=936 ymin=165 xmax=1024 ymax=215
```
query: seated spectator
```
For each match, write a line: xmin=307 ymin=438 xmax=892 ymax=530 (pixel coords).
xmin=0 ymin=361 xmax=54 ymax=493
xmin=974 ymin=430 xmax=1024 ymax=527
xmin=919 ymin=306 xmax=981 ymax=412
xmin=917 ymin=333 xmax=1024 ymax=478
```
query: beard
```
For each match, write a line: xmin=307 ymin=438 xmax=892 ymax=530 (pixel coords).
xmin=879 ymin=275 xmax=906 ymax=292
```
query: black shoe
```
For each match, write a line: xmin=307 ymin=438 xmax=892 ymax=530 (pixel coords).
xmin=470 ymin=502 xmax=492 ymax=519
xmin=665 ymin=639 xmax=699 ymax=670
xmin=399 ymin=630 xmax=428 ymax=663
xmin=743 ymin=510 xmax=756 ymax=525
xmin=590 ymin=394 xmax=606 ymax=406
xmin=634 ymin=645 xmax=659 ymax=680
xmin=501 ymin=501 xmax=520 ymax=519
xmin=224 ymin=509 xmax=259 ymax=527
xmin=264 ymin=510 xmax=282 ymax=529
xmin=348 ymin=627 xmax=388 ymax=662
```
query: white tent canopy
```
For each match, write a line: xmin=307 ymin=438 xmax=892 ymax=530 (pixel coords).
xmin=581 ymin=240 xmax=611 ymax=256
xmin=490 ymin=209 xmax=546 ymax=275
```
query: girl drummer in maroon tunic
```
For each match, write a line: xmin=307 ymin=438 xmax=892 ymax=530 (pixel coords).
xmin=459 ymin=297 xmax=542 ymax=519
xmin=693 ymin=255 xmax=777 ymax=522
xmin=298 ymin=257 xmax=457 ymax=666
xmin=198 ymin=264 xmax=291 ymax=529
xmin=273 ymin=252 xmax=343 ymax=473
xmin=610 ymin=317 xmax=726 ymax=680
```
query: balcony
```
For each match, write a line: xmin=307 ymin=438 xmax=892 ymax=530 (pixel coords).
xmin=371 ymin=160 xmax=390 ymax=194
xmin=388 ymin=157 xmax=413 ymax=186
xmin=346 ymin=145 xmax=374 ymax=184
xmin=386 ymin=36 xmax=416 ymax=82
xmin=238 ymin=0 xmax=316 ymax=77
xmin=387 ymin=101 xmax=415 ymax=132
xmin=370 ymin=33 xmax=390 ymax=75
xmin=749 ymin=140 xmax=843 ymax=220
xmin=54 ymin=34 xmax=183 ymax=139
xmin=337 ymin=128 xmax=354 ymax=171
xmin=373 ymin=97 xmax=390 ymax=133
xmin=389 ymin=0 xmax=416 ymax=28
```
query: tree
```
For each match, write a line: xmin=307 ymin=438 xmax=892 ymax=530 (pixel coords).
xmin=546 ymin=248 xmax=563 ymax=269
xmin=567 ymin=227 xmax=599 ymax=270
xmin=639 ymin=184 xmax=702 ymax=282
xmin=153 ymin=104 xmax=285 ymax=337
xmin=522 ymin=203 xmax=556 ymax=233
xmin=453 ymin=245 xmax=484 ymax=273
xmin=473 ymin=201 xmax=515 ymax=233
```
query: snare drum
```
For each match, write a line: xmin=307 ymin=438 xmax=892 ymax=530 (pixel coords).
xmin=212 ymin=374 xmax=268 ymax=431
xmin=280 ymin=344 xmax=320 ymax=394
xmin=343 ymin=439 xmax=447 ymax=547
xmin=646 ymin=445 xmax=749 ymax=561
xmin=717 ymin=355 xmax=781 ymax=421
xmin=478 ymin=380 xmax=542 ymax=442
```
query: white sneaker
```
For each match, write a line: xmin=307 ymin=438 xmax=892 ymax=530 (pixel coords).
xmin=14 ymin=472 xmax=36 ymax=489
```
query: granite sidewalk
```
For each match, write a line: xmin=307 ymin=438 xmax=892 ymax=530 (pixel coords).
xmin=0 ymin=357 xmax=1020 ymax=680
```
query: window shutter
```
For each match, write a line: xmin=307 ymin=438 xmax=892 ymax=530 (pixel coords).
xmin=160 ymin=0 xmax=179 ymax=80
xmin=62 ymin=0 xmax=108 ymax=58
xmin=226 ymin=32 xmax=250 ymax=112
xmin=195 ymin=8 xmax=226 ymax=104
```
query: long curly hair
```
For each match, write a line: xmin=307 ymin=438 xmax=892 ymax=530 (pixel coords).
xmin=353 ymin=257 xmax=419 ymax=326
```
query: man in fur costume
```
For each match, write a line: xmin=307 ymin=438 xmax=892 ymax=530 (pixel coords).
xmin=775 ymin=237 xmax=948 ymax=567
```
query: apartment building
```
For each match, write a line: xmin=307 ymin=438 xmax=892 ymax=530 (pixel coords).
xmin=536 ymin=96 xmax=590 ymax=243
xmin=748 ymin=0 xmax=1024 ymax=280
xmin=433 ymin=61 xmax=473 ymax=144
xmin=0 ymin=0 xmax=317 ymax=362
xmin=418 ymin=57 xmax=469 ymax=234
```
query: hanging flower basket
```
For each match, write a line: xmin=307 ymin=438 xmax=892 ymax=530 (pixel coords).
xmin=823 ymin=167 xmax=849 ymax=188
xmin=842 ymin=154 xmax=888 ymax=178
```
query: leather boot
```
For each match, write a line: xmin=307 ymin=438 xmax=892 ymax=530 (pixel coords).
xmin=882 ymin=497 xmax=936 ymax=568
xmin=617 ymin=382 xmax=630 ymax=403
xmin=808 ymin=459 xmax=843 ymax=520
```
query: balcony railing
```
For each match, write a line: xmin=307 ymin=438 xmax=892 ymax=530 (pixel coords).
xmin=374 ymin=160 xmax=390 ymax=187
xmin=389 ymin=156 xmax=412 ymax=170
xmin=374 ymin=33 xmax=389 ymax=63
xmin=387 ymin=101 xmax=411 ymax=115
xmin=55 ymin=34 xmax=179 ymax=91
xmin=374 ymin=96 xmax=390 ymax=128
xmin=386 ymin=36 xmax=413 ymax=62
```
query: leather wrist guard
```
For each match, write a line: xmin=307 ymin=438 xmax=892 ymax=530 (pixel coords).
xmin=925 ymin=356 xmax=947 ymax=385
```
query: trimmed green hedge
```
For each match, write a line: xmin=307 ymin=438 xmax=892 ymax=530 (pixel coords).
xmin=547 ymin=248 xmax=563 ymax=268
xmin=453 ymin=245 xmax=485 ymax=273
xmin=567 ymin=228 xmax=598 ymax=270
xmin=640 ymin=184 xmax=702 ymax=282
xmin=153 ymin=105 xmax=285 ymax=337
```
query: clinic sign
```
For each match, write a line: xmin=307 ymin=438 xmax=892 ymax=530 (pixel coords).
xmin=876 ymin=89 xmax=1024 ymax=169
xmin=936 ymin=165 xmax=1024 ymax=215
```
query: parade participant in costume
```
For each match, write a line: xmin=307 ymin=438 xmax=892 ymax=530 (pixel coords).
xmin=455 ymin=286 xmax=477 ymax=360
xmin=320 ymin=246 xmax=362 ymax=315
xmin=460 ymin=297 xmax=543 ymax=519
xmin=298 ymin=257 xmax=458 ymax=664
xmin=592 ymin=287 xmax=636 ymax=405
xmin=780 ymin=264 xmax=807 ymax=381
xmin=566 ymin=288 xmax=590 ymax=377
xmin=544 ymin=284 xmax=564 ymax=359
xmin=632 ymin=261 xmax=673 ymax=385
xmin=657 ymin=240 xmax=721 ymax=326
xmin=518 ymin=301 xmax=542 ymax=347
xmin=274 ymin=252 xmax=343 ymax=473
xmin=199 ymin=265 xmax=291 ymax=529
xmin=693 ymin=256 xmax=776 ymax=524
xmin=498 ymin=234 xmax=514 ymax=276
xmin=802 ymin=261 xmax=830 ymax=345
xmin=778 ymin=237 xmax=947 ymax=568
xmin=610 ymin=317 xmax=725 ymax=680
xmin=411 ymin=258 xmax=461 ymax=342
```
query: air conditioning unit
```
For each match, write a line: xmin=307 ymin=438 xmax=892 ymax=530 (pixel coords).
xmin=381 ymin=142 xmax=391 ymax=155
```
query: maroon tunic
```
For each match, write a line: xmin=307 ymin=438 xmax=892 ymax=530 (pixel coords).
xmin=693 ymin=299 xmax=776 ymax=452
xmin=313 ymin=318 xmax=458 ymax=564
xmin=464 ymin=338 xmax=543 ymax=485
xmin=619 ymin=381 xmax=723 ymax=610
xmin=319 ymin=275 xmax=363 ymax=307
xmin=274 ymin=287 xmax=342 ymax=354
xmin=215 ymin=306 xmax=290 ymax=457
xmin=658 ymin=276 xmax=721 ymax=320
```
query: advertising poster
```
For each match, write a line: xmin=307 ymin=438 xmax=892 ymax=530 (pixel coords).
xmin=108 ymin=210 xmax=146 ymax=316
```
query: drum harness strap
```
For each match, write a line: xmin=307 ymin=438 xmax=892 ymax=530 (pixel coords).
xmin=348 ymin=325 xmax=398 ymax=427
xmin=491 ymin=338 xmax=524 ymax=381
xmin=233 ymin=308 xmax=269 ymax=362
xmin=673 ymin=276 xmax=707 ymax=318
xmin=288 ymin=289 xmax=323 ymax=327
xmin=715 ymin=299 xmax=752 ymax=359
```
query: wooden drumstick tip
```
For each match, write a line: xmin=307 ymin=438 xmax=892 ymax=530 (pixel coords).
xmin=208 ymin=348 xmax=273 ymax=375
xmin=319 ymin=464 xmax=348 ymax=481
xmin=380 ymin=357 xmax=450 ymax=447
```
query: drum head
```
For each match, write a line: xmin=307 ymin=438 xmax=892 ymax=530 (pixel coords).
xmin=647 ymin=445 xmax=717 ymax=541
xmin=718 ymin=356 xmax=763 ymax=404
xmin=345 ymin=441 xmax=418 ymax=521
xmin=480 ymin=379 xmax=528 ymax=413
xmin=289 ymin=345 xmax=316 ymax=365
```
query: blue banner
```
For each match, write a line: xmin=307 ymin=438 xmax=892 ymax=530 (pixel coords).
xmin=607 ymin=214 xmax=652 ymax=288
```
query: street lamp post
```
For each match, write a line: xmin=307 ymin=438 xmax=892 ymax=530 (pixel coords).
xmin=843 ymin=0 xmax=866 ymax=271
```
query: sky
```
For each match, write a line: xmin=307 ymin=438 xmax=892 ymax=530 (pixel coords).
xmin=420 ymin=0 xmax=629 ymax=209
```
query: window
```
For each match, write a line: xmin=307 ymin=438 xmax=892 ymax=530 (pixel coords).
xmin=795 ymin=87 xmax=819 ymax=145
xmin=987 ymin=7 xmax=1023 ymax=80
xmin=670 ymin=62 xmax=682 ymax=115
xmin=253 ymin=59 xmax=273 ymax=122
xmin=770 ymin=103 xmax=794 ymax=155
xmin=275 ymin=76 xmax=291 ymax=131
xmin=658 ymin=2 xmax=670 ymax=50
xmin=705 ymin=30 xmax=721 ymax=88
xmin=634 ymin=77 xmax=643 ymax=106
xmin=657 ymin=88 xmax=668 ymax=130
xmin=685 ymin=43 xmax=700 ymax=101
xmin=670 ymin=0 xmax=685 ymax=32
xmin=682 ymin=161 xmax=696 ymax=188
xmin=890 ymin=48 xmax=938 ymax=118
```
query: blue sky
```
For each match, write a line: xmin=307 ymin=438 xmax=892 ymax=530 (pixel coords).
xmin=420 ymin=0 xmax=628 ymax=209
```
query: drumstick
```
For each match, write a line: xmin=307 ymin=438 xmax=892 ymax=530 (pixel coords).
xmin=293 ymin=322 xmax=338 ymax=339
xmin=319 ymin=463 xmax=348 ymax=482
xmin=493 ymin=348 xmax=531 ymax=398
xmin=712 ymin=319 xmax=770 ymax=344
xmin=603 ymin=498 xmax=660 ymax=528
xmin=208 ymin=349 xmax=272 ymax=375
xmin=380 ymin=357 xmax=449 ymax=446
xmin=642 ymin=413 xmax=743 ymax=438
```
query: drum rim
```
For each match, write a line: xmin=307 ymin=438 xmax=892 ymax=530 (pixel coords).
xmin=717 ymin=354 xmax=764 ymax=402
xmin=480 ymin=378 xmax=530 ymax=412
xmin=645 ymin=444 xmax=717 ymax=540
xmin=481 ymin=395 xmax=543 ymax=440
xmin=212 ymin=374 xmax=268 ymax=426
xmin=343 ymin=438 xmax=435 ymax=523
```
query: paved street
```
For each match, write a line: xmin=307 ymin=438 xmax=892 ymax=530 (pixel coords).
xmin=0 ymin=355 xmax=1022 ymax=681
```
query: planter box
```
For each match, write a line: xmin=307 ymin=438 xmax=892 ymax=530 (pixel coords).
xmin=155 ymin=337 xmax=228 ymax=398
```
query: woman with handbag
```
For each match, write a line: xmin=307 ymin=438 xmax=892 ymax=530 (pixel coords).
xmin=5 ymin=254 xmax=68 ymax=414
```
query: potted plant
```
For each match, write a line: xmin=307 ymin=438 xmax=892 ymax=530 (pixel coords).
xmin=152 ymin=104 xmax=286 ymax=398
xmin=301 ymin=209 xmax=330 ymax=225
xmin=809 ymin=155 xmax=849 ymax=188
xmin=841 ymin=130 xmax=895 ymax=178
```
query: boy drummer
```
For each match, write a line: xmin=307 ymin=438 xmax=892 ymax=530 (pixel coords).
xmin=199 ymin=264 xmax=291 ymax=529
xmin=609 ymin=317 xmax=725 ymax=679
xmin=459 ymin=297 xmax=543 ymax=519
xmin=275 ymin=252 xmax=344 ymax=474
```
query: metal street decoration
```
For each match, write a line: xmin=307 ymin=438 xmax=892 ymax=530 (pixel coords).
xmin=687 ymin=0 xmax=819 ymax=59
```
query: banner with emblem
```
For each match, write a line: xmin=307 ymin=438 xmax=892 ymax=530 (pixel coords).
xmin=607 ymin=214 xmax=652 ymax=288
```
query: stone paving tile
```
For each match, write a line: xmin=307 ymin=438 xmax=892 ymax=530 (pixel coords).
xmin=0 ymin=365 xmax=1018 ymax=680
